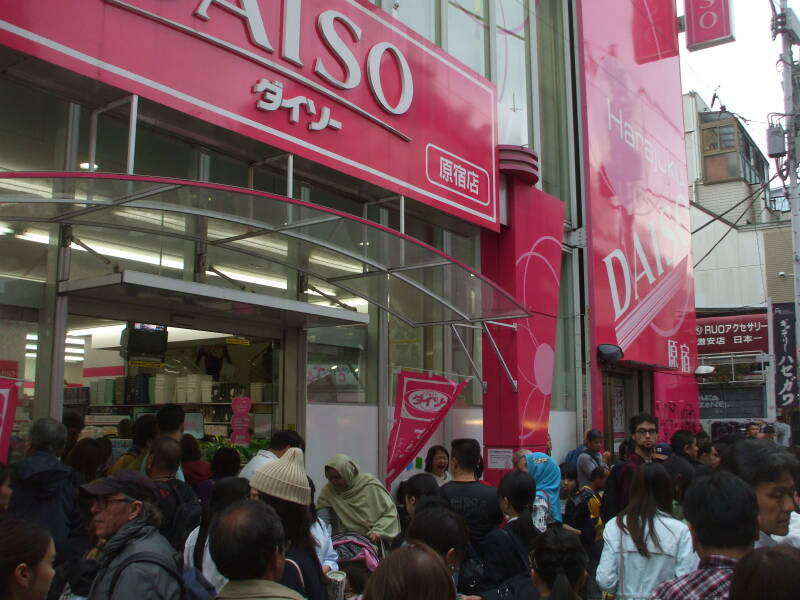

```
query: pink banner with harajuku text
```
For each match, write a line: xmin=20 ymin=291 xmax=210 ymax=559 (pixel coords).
xmin=386 ymin=371 xmax=467 ymax=487
xmin=0 ymin=379 xmax=19 ymax=463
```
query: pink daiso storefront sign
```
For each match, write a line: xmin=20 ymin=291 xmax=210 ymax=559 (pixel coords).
xmin=0 ymin=0 xmax=500 ymax=229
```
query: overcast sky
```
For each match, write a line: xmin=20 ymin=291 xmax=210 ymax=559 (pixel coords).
xmin=678 ymin=0 xmax=793 ymax=156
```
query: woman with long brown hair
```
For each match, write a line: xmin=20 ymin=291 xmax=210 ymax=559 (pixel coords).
xmin=596 ymin=462 xmax=694 ymax=599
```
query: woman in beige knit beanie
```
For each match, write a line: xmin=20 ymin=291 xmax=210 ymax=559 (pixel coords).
xmin=250 ymin=448 xmax=327 ymax=600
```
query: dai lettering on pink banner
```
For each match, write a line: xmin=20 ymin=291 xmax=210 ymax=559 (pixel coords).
xmin=0 ymin=379 xmax=19 ymax=462
xmin=386 ymin=371 xmax=466 ymax=487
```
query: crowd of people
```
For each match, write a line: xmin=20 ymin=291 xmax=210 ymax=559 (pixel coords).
xmin=1 ymin=406 xmax=800 ymax=600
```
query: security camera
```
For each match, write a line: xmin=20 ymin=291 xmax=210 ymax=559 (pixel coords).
xmin=597 ymin=344 xmax=624 ymax=368
xmin=779 ymin=271 xmax=787 ymax=278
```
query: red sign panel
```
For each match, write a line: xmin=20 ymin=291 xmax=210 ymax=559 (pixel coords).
xmin=0 ymin=379 xmax=19 ymax=463
xmin=685 ymin=0 xmax=735 ymax=52
xmin=0 ymin=0 xmax=499 ymax=230
xmin=578 ymin=0 xmax=698 ymax=428
xmin=696 ymin=314 xmax=768 ymax=354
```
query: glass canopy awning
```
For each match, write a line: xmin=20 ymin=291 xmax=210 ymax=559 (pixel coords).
xmin=0 ymin=172 xmax=530 ymax=327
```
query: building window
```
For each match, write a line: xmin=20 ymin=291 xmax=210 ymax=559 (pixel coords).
xmin=391 ymin=0 xmax=438 ymax=42
xmin=496 ymin=0 xmax=530 ymax=146
xmin=769 ymin=187 xmax=790 ymax=212
xmin=446 ymin=0 xmax=488 ymax=76
xmin=700 ymin=113 xmax=769 ymax=186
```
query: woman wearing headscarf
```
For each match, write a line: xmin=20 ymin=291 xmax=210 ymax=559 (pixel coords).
xmin=317 ymin=454 xmax=400 ymax=544
xmin=526 ymin=451 xmax=562 ymax=530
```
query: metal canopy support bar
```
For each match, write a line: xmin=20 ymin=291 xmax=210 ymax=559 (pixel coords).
xmin=482 ymin=322 xmax=518 ymax=393
xmin=305 ymin=282 xmax=354 ymax=312
xmin=327 ymin=260 xmax=450 ymax=283
xmin=486 ymin=320 xmax=518 ymax=330
xmin=451 ymin=323 xmax=486 ymax=392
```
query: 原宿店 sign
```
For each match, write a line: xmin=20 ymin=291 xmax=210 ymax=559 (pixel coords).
xmin=0 ymin=0 xmax=499 ymax=229
xmin=685 ymin=0 xmax=735 ymax=52
xmin=695 ymin=314 xmax=768 ymax=354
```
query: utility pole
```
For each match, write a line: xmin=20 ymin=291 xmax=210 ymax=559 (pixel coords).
xmin=776 ymin=0 xmax=800 ymax=412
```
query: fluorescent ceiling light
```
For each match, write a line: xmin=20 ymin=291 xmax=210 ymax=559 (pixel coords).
xmin=25 ymin=353 xmax=36 ymax=359
xmin=67 ymin=325 xmax=125 ymax=337
xmin=26 ymin=334 xmax=38 ymax=341
xmin=65 ymin=337 xmax=85 ymax=345
xmin=65 ymin=356 xmax=84 ymax=362
xmin=25 ymin=344 xmax=37 ymax=351
xmin=65 ymin=347 xmax=85 ymax=355
xmin=79 ymin=162 xmax=99 ymax=170
xmin=0 ymin=223 xmax=12 ymax=235
xmin=206 ymin=268 xmax=287 ymax=290
xmin=309 ymin=252 xmax=363 ymax=274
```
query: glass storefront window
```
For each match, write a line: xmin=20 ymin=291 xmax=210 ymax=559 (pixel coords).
xmin=447 ymin=0 xmax=488 ymax=76
xmin=0 ymin=78 xmax=67 ymax=172
xmin=307 ymin=325 xmax=368 ymax=403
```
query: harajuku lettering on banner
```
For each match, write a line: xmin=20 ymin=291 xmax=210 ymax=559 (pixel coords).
xmin=0 ymin=378 xmax=19 ymax=462
xmin=386 ymin=371 xmax=467 ymax=487
xmin=772 ymin=303 xmax=799 ymax=408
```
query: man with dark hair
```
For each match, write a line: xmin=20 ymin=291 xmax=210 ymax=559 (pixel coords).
xmin=61 ymin=411 xmax=84 ymax=459
xmin=135 ymin=405 xmax=187 ymax=482
xmin=8 ymin=418 xmax=84 ymax=564
xmin=650 ymin=471 xmax=759 ymax=600
xmin=724 ymin=439 xmax=800 ymax=548
xmin=239 ymin=429 xmax=306 ymax=481
xmin=617 ymin=413 xmax=659 ymax=511
xmin=211 ymin=499 xmax=303 ymax=600
xmin=82 ymin=471 xmax=182 ymax=600
xmin=146 ymin=436 xmax=201 ymax=551
xmin=440 ymin=438 xmax=503 ymax=552
xmin=156 ymin=403 xmax=185 ymax=441
xmin=577 ymin=429 xmax=606 ymax=487
xmin=762 ymin=424 xmax=777 ymax=443
xmin=109 ymin=414 xmax=157 ymax=474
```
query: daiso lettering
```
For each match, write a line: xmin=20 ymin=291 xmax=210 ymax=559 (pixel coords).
xmin=184 ymin=0 xmax=414 ymax=115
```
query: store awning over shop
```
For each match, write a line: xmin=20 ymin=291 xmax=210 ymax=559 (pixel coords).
xmin=60 ymin=270 xmax=369 ymax=332
xmin=0 ymin=173 xmax=530 ymax=327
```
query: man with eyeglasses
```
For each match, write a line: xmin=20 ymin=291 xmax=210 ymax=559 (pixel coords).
xmin=82 ymin=470 xmax=182 ymax=600
xmin=617 ymin=413 xmax=661 ymax=511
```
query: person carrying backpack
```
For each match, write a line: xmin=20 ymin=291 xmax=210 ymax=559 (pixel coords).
xmin=82 ymin=470 xmax=183 ymax=600
xmin=576 ymin=430 xmax=606 ymax=487
xmin=146 ymin=436 xmax=202 ymax=551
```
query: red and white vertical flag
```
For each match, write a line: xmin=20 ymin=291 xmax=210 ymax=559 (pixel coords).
xmin=685 ymin=0 xmax=735 ymax=51
xmin=0 ymin=379 xmax=19 ymax=463
xmin=386 ymin=371 xmax=467 ymax=487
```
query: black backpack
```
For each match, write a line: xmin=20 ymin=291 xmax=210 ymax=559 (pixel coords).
xmin=155 ymin=479 xmax=202 ymax=551
xmin=109 ymin=551 xmax=215 ymax=600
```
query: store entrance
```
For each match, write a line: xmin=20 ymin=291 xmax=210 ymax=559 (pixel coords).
xmin=51 ymin=269 xmax=368 ymax=456
xmin=60 ymin=313 xmax=282 ymax=452
xmin=602 ymin=369 xmax=651 ymax=455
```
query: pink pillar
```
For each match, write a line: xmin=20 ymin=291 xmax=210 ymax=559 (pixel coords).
xmin=480 ymin=164 xmax=565 ymax=484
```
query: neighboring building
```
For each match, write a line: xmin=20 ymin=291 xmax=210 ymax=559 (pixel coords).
xmin=684 ymin=91 xmax=794 ymax=432
xmin=0 ymin=1 xmax=699 ymax=481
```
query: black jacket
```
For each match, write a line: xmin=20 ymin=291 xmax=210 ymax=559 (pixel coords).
xmin=8 ymin=452 xmax=86 ymax=563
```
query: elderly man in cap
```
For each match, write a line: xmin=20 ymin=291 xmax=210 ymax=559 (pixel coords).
xmin=83 ymin=470 xmax=182 ymax=600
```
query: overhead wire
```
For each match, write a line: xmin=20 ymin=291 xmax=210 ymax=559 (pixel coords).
xmin=691 ymin=172 xmax=780 ymax=234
